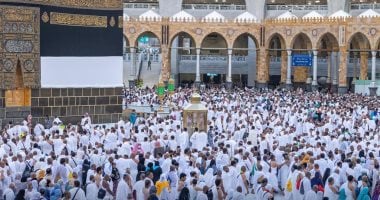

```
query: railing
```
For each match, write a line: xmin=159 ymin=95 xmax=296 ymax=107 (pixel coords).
xmin=180 ymin=55 xmax=247 ymax=62
xmin=351 ymin=3 xmax=380 ymax=10
xmin=269 ymin=57 xmax=328 ymax=63
xmin=182 ymin=4 xmax=246 ymax=11
xmin=123 ymin=3 xmax=159 ymax=9
xmin=126 ymin=105 xmax=171 ymax=114
xmin=124 ymin=53 xmax=160 ymax=62
xmin=266 ymin=4 xmax=328 ymax=11
xmin=137 ymin=54 xmax=144 ymax=80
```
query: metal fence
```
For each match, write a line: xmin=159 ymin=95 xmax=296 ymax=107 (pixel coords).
xmin=182 ymin=4 xmax=246 ymax=11
xmin=266 ymin=4 xmax=328 ymax=11
xmin=351 ymin=3 xmax=380 ymax=10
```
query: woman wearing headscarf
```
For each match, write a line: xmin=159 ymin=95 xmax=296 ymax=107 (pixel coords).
xmin=155 ymin=174 xmax=170 ymax=200
xmin=358 ymin=177 xmax=370 ymax=200
xmin=311 ymin=171 xmax=324 ymax=192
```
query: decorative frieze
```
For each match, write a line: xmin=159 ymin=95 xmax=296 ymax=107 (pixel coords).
xmin=50 ymin=12 xmax=108 ymax=28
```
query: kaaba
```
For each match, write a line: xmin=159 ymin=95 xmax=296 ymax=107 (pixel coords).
xmin=0 ymin=0 xmax=124 ymax=126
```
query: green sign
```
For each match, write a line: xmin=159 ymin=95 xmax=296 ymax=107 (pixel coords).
xmin=157 ymin=86 xmax=165 ymax=96
xmin=139 ymin=36 xmax=149 ymax=43
xmin=168 ymin=84 xmax=174 ymax=92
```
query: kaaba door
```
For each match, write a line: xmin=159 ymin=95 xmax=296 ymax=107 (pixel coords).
xmin=5 ymin=60 xmax=31 ymax=107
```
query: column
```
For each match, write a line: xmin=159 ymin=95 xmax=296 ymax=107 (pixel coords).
xmin=280 ymin=50 xmax=287 ymax=84
xmin=360 ymin=51 xmax=369 ymax=80
xmin=326 ymin=52 xmax=331 ymax=84
xmin=369 ymin=51 xmax=378 ymax=96
xmin=129 ymin=47 xmax=136 ymax=87
xmin=332 ymin=52 xmax=338 ymax=92
xmin=338 ymin=48 xmax=348 ymax=94
xmin=286 ymin=49 xmax=292 ymax=88
xmin=255 ymin=48 xmax=269 ymax=89
xmin=195 ymin=48 xmax=201 ymax=83
xmin=227 ymin=49 xmax=232 ymax=83
xmin=312 ymin=49 xmax=318 ymax=90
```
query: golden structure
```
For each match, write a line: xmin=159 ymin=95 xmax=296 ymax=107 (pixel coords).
xmin=183 ymin=93 xmax=207 ymax=134
xmin=0 ymin=0 xmax=122 ymax=10
xmin=124 ymin=16 xmax=380 ymax=91
xmin=50 ymin=12 xmax=108 ymax=28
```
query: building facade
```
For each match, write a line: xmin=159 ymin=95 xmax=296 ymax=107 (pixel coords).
xmin=123 ymin=0 xmax=380 ymax=95
xmin=0 ymin=0 xmax=124 ymax=126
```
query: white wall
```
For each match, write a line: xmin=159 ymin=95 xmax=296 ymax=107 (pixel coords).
xmin=41 ymin=57 xmax=123 ymax=88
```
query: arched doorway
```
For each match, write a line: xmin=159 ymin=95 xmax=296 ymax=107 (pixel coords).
xmin=199 ymin=32 xmax=228 ymax=85
xmin=133 ymin=31 xmax=161 ymax=88
xmin=267 ymin=33 xmax=286 ymax=87
xmin=316 ymin=33 xmax=339 ymax=91
xmin=5 ymin=59 xmax=31 ymax=107
xmin=169 ymin=32 xmax=196 ymax=87
xmin=348 ymin=32 xmax=371 ymax=92
xmin=290 ymin=32 xmax=312 ymax=89
xmin=232 ymin=33 xmax=258 ymax=87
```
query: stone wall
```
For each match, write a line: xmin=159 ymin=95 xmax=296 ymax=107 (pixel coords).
xmin=0 ymin=90 xmax=4 ymax=126
xmin=30 ymin=88 xmax=123 ymax=125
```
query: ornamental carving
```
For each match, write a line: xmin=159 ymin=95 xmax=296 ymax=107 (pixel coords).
xmin=4 ymin=60 xmax=13 ymax=72
xmin=0 ymin=0 xmax=122 ymax=10
xmin=24 ymin=60 xmax=34 ymax=72
xmin=0 ymin=6 xmax=40 ymax=89
xmin=50 ymin=12 xmax=108 ymax=28
xmin=42 ymin=12 xmax=50 ymax=23
xmin=370 ymin=28 xmax=377 ymax=36
xmin=5 ymin=40 xmax=33 ymax=53
xmin=196 ymin=28 xmax=203 ymax=35
xmin=109 ymin=16 xmax=116 ymax=27
xmin=118 ymin=16 xmax=123 ymax=28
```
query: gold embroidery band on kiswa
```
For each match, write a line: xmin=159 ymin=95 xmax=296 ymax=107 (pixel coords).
xmin=50 ymin=12 xmax=107 ymax=28
xmin=3 ymin=9 xmax=34 ymax=21
xmin=0 ymin=0 xmax=122 ymax=10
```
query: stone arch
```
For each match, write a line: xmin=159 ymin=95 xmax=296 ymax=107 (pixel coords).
xmin=134 ymin=31 xmax=161 ymax=48
xmin=231 ymin=32 xmax=259 ymax=50
xmin=266 ymin=33 xmax=287 ymax=86
xmin=266 ymin=32 xmax=286 ymax=49
xmin=348 ymin=32 xmax=372 ymax=82
xmin=15 ymin=59 xmax=24 ymax=89
xmin=200 ymin=32 xmax=228 ymax=54
xmin=123 ymin=34 xmax=130 ymax=53
xmin=231 ymin=32 xmax=259 ymax=87
xmin=290 ymin=32 xmax=313 ymax=50
xmin=169 ymin=31 xmax=197 ymax=51
xmin=316 ymin=32 xmax=339 ymax=51
xmin=347 ymin=32 xmax=371 ymax=50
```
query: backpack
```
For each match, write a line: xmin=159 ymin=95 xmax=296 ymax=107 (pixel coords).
xmin=339 ymin=188 xmax=347 ymax=200
xmin=21 ymin=161 xmax=33 ymax=182
xmin=300 ymin=180 xmax=305 ymax=195
xmin=206 ymin=189 xmax=213 ymax=200
xmin=81 ymin=157 xmax=91 ymax=187
xmin=355 ymin=186 xmax=362 ymax=198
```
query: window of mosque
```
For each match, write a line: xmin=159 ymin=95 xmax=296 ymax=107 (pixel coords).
xmin=351 ymin=0 xmax=378 ymax=4
xmin=182 ymin=0 xmax=245 ymax=5
xmin=266 ymin=0 xmax=327 ymax=5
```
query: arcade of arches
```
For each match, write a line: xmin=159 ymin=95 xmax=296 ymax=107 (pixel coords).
xmin=124 ymin=17 xmax=380 ymax=94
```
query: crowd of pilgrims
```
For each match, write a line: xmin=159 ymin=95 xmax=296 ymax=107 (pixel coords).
xmin=0 ymin=86 xmax=379 ymax=200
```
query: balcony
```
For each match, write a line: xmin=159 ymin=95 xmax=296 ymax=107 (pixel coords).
xmin=182 ymin=4 xmax=246 ymax=11
xmin=351 ymin=3 xmax=380 ymax=10
xmin=266 ymin=4 xmax=328 ymax=11
xmin=123 ymin=3 xmax=159 ymax=9
xmin=123 ymin=53 xmax=161 ymax=63
xmin=266 ymin=4 xmax=328 ymax=18
xmin=180 ymin=55 xmax=247 ymax=62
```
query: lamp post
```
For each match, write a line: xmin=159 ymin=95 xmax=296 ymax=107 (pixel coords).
xmin=168 ymin=76 xmax=175 ymax=95
xmin=157 ymin=79 xmax=165 ymax=112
